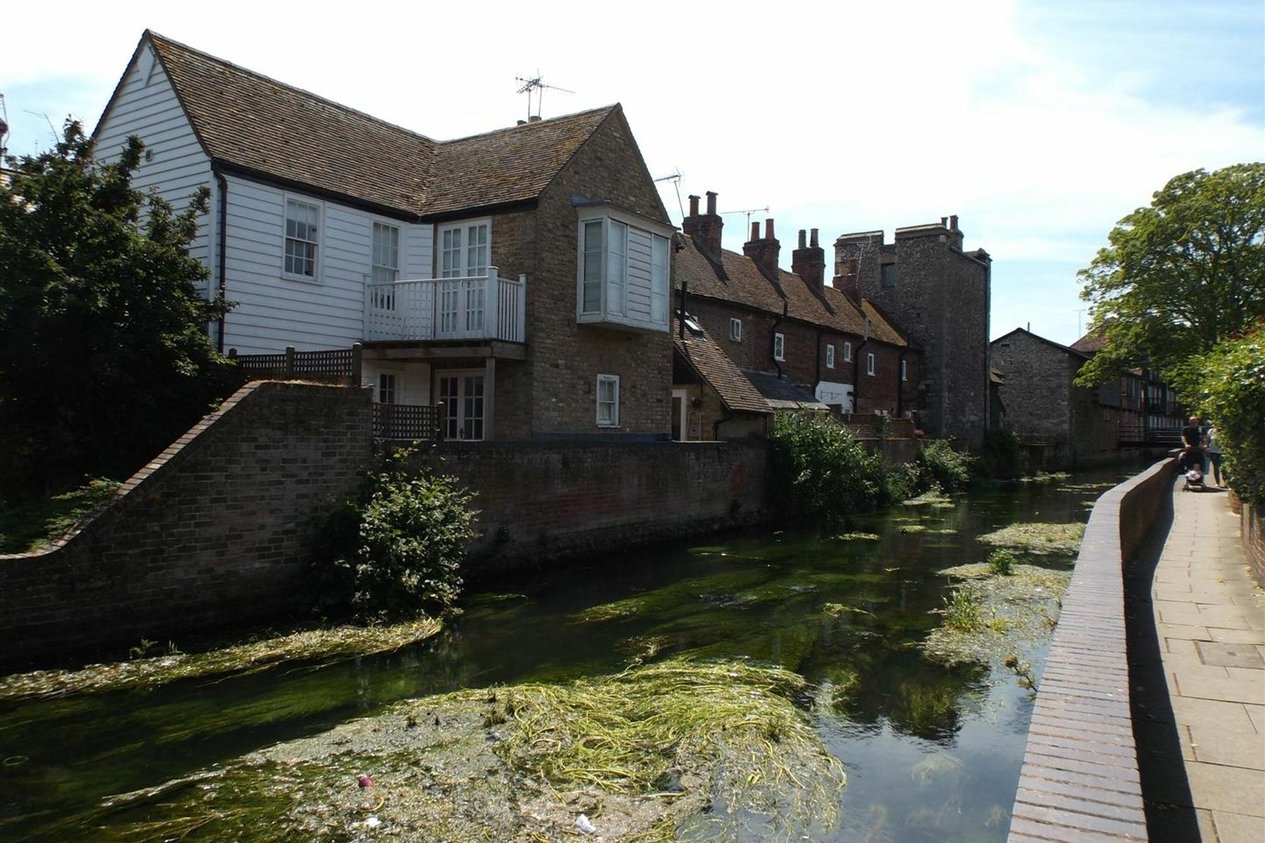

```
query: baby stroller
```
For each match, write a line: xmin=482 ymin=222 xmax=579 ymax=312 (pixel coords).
xmin=1181 ymin=447 xmax=1206 ymax=492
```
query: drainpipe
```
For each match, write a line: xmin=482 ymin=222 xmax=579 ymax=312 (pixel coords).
xmin=770 ymin=299 xmax=788 ymax=379
xmin=213 ymin=168 xmax=229 ymax=354
xmin=852 ymin=316 xmax=870 ymax=413
xmin=814 ymin=329 xmax=822 ymax=389
xmin=896 ymin=349 xmax=907 ymax=418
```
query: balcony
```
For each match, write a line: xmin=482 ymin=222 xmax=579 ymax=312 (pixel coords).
xmin=364 ymin=268 xmax=526 ymax=344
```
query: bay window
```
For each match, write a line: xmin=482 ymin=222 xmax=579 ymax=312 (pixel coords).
xmin=577 ymin=206 xmax=671 ymax=332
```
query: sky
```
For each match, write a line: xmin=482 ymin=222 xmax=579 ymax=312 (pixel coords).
xmin=3 ymin=0 xmax=1262 ymax=346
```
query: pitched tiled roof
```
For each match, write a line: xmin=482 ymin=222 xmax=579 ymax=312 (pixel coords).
xmin=427 ymin=108 xmax=616 ymax=216
xmin=147 ymin=32 xmax=436 ymax=215
xmin=1070 ymin=329 xmax=1107 ymax=354
xmin=742 ymin=370 xmax=829 ymax=411
xmin=139 ymin=31 xmax=615 ymax=218
xmin=672 ymin=316 xmax=770 ymax=415
xmin=675 ymin=235 xmax=907 ymax=347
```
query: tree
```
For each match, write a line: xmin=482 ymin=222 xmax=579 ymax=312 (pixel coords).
xmin=1075 ymin=163 xmax=1265 ymax=387
xmin=0 ymin=121 xmax=231 ymax=501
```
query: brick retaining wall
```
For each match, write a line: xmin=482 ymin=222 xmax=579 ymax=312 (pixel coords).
xmin=416 ymin=440 xmax=768 ymax=575
xmin=0 ymin=382 xmax=373 ymax=668
xmin=1244 ymin=502 xmax=1265 ymax=590
xmin=1008 ymin=457 xmax=1174 ymax=842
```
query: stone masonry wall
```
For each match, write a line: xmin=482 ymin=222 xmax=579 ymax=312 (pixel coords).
xmin=417 ymin=440 xmax=768 ymax=576
xmin=0 ymin=382 xmax=373 ymax=668
xmin=992 ymin=331 xmax=1073 ymax=441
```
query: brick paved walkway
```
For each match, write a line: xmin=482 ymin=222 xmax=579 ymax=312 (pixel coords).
xmin=1151 ymin=486 xmax=1265 ymax=842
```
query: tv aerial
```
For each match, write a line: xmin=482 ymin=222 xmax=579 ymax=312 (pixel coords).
xmin=515 ymin=73 xmax=574 ymax=121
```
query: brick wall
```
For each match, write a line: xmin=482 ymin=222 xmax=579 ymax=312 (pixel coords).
xmin=0 ymin=382 xmax=373 ymax=668
xmin=1245 ymin=501 xmax=1265 ymax=589
xmin=416 ymin=440 xmax=768 ymax=575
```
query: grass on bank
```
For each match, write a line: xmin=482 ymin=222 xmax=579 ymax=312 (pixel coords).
xmin=0 ymin=619 xmax=441 ymax=703
xmin=90 ymin=658 xmax=846 ymax=843
xmin=0 ymin=478 xmax=121 ymax=554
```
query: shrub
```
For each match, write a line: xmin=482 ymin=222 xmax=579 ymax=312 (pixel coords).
xmin=318 ymin=449 xmax=479 ymax=621
xmin=915 ymin=440 xmax=974 ymax=492
xmin=767 ymin=411 xmax=888 ymax=530
xmin=974 ymin=428 xmax=1023 ymax=480
xmin=986 ymin=549 xmax=1017 ymax=577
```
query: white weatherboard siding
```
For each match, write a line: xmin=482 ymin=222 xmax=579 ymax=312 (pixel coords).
xmin=94 ymin=44 xmax=214 ymax=285
xmin=221 ymin=176 xmax=433 ymax=355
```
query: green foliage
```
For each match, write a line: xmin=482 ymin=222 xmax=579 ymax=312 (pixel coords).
xmin=319 ymin=449 xmax=479 ymax=621
xmin=0 ymin=121 xmax=233 ymax=501
xmin=1075 ymin=163 xmax=1265 ymax=387
xmin=986 ymin=549 xmax=1016 ymax=577
xmin=973 ymin=428 xmax=1023 ymax=480
xmin=767 ymin=411 xmax=888 ymax=529
xmin=940 ymin=589 xmax=983 ymax=632
xmin=0 ymin=478 xmax=120 ymax=553
xmin=914 ymin=439 xmax=974 ymax=492
xmin=1171 ymin=325 xmax=1265 ymax=505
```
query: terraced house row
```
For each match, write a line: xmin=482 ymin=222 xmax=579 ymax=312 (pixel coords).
xmin=94 ymin=31 xmax=992 ymax=445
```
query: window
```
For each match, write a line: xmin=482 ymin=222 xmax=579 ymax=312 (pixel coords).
xmin=577 ymin=207 xmax=672 ymax=332
xmin=284 ymin=198 xmax=320 ymax=279
xmin=843 ymin=341 xmax=853 ymax=362
xmin=378 ymin=373 xmax=396 ymax=404
xmin=866 ymin=352 xmax=876 ymax=376
xmin=826 ymin=344 xmax=835 ymax=369
xmin=880 ymin=263 xmax=897 ymax=288
xmin=371 ymin=222 xmax=399 ymax=285
xmin=729 ymin=318 xmax=742 ymax=342
xmin=437 ymin=372 xmax=485 ymax=440
xmin=597 ymin=374 xmax=620 ymax=427
xmin=438 ymin=220 xmax=490 ymax=278
xmin=900 ymin=359 xmax=908 ymax=381
xmin=773 ymin=332 xmax=785 ymax=362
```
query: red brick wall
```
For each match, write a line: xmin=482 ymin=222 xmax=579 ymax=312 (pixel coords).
xmin=0 ymin=382 xmax=373 ymax=668
xmin=417 ymin=440 xmax=768 ymax=574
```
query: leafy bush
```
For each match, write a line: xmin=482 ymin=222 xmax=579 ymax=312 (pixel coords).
xmin=767 ymin=412 xmax=889 ymax=530
xmin=986 ymin=549 xmax=1017 ymax=577
xmin=974 ymin=428 xmax=1023 ymax=480
xmin=1172 ymin=326 xmax=1265 ymax=506
xmin=317 ymin=449 xmax=479 ymax=621
xmin=914 ymin=440 xmax=974 ymax=492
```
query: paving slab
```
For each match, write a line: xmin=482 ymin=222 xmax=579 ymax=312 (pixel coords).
xmin=1210 ymin=810 xmax=1265 ymax=843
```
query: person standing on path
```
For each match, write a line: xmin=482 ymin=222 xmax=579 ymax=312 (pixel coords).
xmin=1205 ymin=424 xmax=1225 ymax=488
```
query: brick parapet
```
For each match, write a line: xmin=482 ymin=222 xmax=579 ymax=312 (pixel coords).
xmin=1007 ymin=457 xmax=1174 ymax=841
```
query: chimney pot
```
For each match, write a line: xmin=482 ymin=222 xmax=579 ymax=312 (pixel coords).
xmin=941 ymin=216 xmax=948 ymax=227
xmin=950 ymin=214 xmax=959 ymax=231
xmin=810 ymin=228 xmax=819 ymax=248
xmin=798 ymin=229 xmax=807 ymax=249
xmin=764 ymin=219 xmax=775 ymax=240
xmin=688 ymin=194 xmax=700 ymax=216
xmin=750 ymin=222 xmax=760 ymax=241
xmin=706 ymin=191 xmax=717 ymax=215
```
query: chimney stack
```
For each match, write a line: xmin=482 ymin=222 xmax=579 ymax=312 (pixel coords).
xmin=947 ymin=214 xmax=963 ymax=250
xmin=792 ymin=227 xmax=826 ymax=290
xmin=681 ymin=190 xmax=724 ymax=266
xmin=743 ymin=218 xmax=781 ymax=283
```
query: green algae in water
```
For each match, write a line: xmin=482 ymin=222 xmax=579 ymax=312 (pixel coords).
xmin=977 ymin=521 xmax=1086 ymax=555
xmin=90 ymin=659 xmax=846 ymax=843
xmin=0 ymin=620 xmax=442 ymax=704
xmin=834 ymin=532 xmax=881 ymax=542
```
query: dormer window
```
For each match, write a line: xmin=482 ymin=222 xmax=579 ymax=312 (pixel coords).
xmin=577 ymin=205 xmax=672 ymax=333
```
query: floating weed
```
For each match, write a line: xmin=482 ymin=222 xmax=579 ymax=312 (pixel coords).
xmin=0 ymin=620 xmax=442 ymax=703
xmin=910 ymin=750 xmax=964 ymax=786
xmin=822 ymin=603 xmax=874 ymax=618
xmin=903 ymin=491 xmax=953 ymax=507
xmin=978 ymin=522 xmax=1085 ymax=555
xmin=833 ymin=532 xmax=881 ymax=542
xmin=1020 ymin=471 xmax=1071 ymax=484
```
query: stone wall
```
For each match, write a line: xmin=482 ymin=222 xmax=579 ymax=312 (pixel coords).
xmin=0 ymin=382 xmax=373 ymax=668
xmin=416 ymin=440 xmax=769 ymax=576
xmin=1244 ymin=501 xmax=1265 ymax=589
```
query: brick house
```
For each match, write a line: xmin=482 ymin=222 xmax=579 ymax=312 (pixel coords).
xmin=94 ymin=31 xmax=674 ymax=441
xmin=674 ymin=193 xmax=916 ymax=427
xmin=835 ymin=217 xmax=990 ymax=445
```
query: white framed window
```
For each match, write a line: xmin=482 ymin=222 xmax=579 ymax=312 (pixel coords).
xmin=371 ymin=222 xmax=400 ymax=285
xmin=438 ymin=219 xmax=491 ymax=278
xmin=284 ymin=197 xmax=320 ymax=279
xmin=843 ymin=341 xmax=853 ymax=362
xmin=597 ymin=374 xmax=620 ymax=427
xmin=866 ymin=352 xmax=876 ymax=376
xmin=378 ymin=373 xmax=397 ymax=404
xmin=826 ymin=344 xmax=836 ymax=369
xmin=901 ymin=359 xmax=908 ymax=381
xmin=729 ymin=318 xmax=742 ymax=342
xmin=773 ymin=332 xmax=785 ymax=362
xmin=437 ymin=371 xmax=485 ymax=441
xmin=577 ymin=206 xmax=673 ymax=332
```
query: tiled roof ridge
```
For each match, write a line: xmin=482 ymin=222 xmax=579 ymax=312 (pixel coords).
xmin=436 ymin=104 xmax=619 ymax=147
xmin=146 ymin=30 xmax=437 ymax=145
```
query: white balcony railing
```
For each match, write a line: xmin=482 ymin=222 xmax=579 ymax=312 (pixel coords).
xmin=364 ymin=268 xmax=526 ymax=343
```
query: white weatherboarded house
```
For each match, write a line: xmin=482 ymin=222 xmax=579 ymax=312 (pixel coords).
xmin=95 ymin=32 xmax=675 ymax=441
